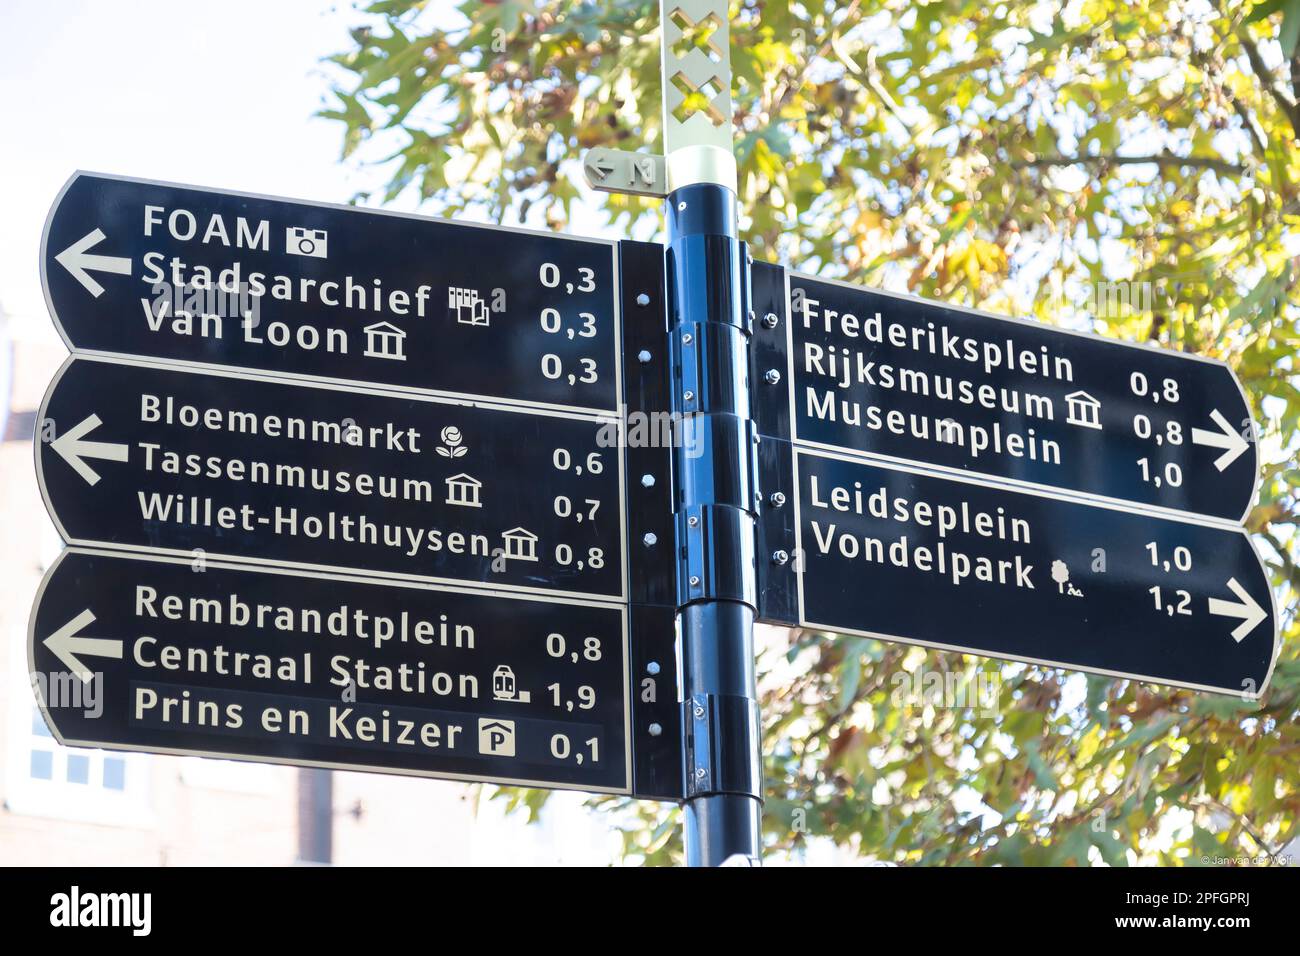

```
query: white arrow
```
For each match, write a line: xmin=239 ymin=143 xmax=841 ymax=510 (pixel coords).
xmin=1208 ymin=578 xmax=1268 ymax=643
xmin=1191 ymin=408 xmax=1250 ymax=471
xmin=584 ymin=152 xmax=615 ymax=181
xmin=43 ymin=609 xmax=123 ymax=683
xmin=51 ymin=414 xmax=129 ymax=486
xmin=54 ymin=228 xmax=131 ymax=297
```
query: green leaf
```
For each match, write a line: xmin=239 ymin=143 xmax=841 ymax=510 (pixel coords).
xmin=1280 ymin=2 xmax=1300 ymax=54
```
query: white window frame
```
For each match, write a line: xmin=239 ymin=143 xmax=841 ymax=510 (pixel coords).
xmin=5 ymin=594 xmax=154 ymax=828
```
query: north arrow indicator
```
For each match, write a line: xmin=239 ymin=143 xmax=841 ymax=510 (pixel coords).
xmin=581 ymin=147 xmax=668 ymax=198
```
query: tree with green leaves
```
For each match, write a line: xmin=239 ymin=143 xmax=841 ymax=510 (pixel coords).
xmin=323 ymin=0 xmax=1300 ymax=865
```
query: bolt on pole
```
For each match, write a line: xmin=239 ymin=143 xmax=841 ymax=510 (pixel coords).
xmin=660 ymin=0 xmax=763 ymax=866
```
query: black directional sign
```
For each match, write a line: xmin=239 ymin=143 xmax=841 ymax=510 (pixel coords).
xmin=777 ymin=274 xmax=1258 ymax=523
xmin=37 ymin=356 xmax=624 ymax=600
xmin=29 ymin=549 xmax=660 ymax=794
xmin=783 ymin=448 xmax=1276 ymax=696
xmin=42 ymin=172 xmax=620 ymax=413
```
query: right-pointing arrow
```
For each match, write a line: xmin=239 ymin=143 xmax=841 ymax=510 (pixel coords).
xmin=1208 ymin=577 xmax=1268 ymax=643
xmin=1191 ymin=408 xmax=1250 ymax=471
xmin=54 ymin=228 xmax=132 ymax=297
xmin=43 ymin=609 xmax=123 ymax=683
xmin=50 ymin=414 xmax=129 ymax=486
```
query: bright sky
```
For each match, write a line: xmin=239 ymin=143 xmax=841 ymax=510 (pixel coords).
xmin=0 ymin=0 xmax=395 ymax=338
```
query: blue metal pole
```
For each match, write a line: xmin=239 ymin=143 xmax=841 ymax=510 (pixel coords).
xmin=665 ymin=183 xmax=762 ymax=866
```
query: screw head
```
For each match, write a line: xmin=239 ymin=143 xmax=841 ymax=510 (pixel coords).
xmin=764 ymin=369 xmax=782 ymax=385
xmin=689 ymin=575 xmax=701 ymax=587
xmin=770 ymin=491 xmax=787 ymax=508
xmin=763 ymin=312 xmax=779 ymax=329
xmin=648 ymin=723 xmax=663 ymax=737
xmin=683 ymin=390 xmax=695 ymax=402
xmin=637 ymin=349 xmax=652 ymax=364
xmin=693 ymin=704 xmax=706 ymax=719
xmin=640 ymin=474 xmax=655 ymax=488
xmin=695 ymin=767 xmax=707 ymax=779
xmin=643 ymin=532 xmax=658 ymax=547
xmin=772 ymin=549 xmax=790 ymax=566
xmin=682 ymin=332 xmax=693 ymax=345
xmin=636 ymin=293 xmax=650 ymax=307
xmin=677 ymin=200 xmax=687 ymax=212
xmin=688 ymin=515 xmax=699 ymax=527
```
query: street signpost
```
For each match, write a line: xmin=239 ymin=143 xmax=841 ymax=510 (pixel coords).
xmin=30 ymin=549 xmax=651 ymax=794
xmin=38 ymin=355 xmax=625 ymax=600
xmin=43 ymin=172 xmax=621 ymax=414
xmin=785 ymin=449 xmax=1275 ymax=697
xmin=753 ymin=270 xmax=1279 ymax=699
xmin=780 ymin=274 xmax=1258 ymax=524
xmin=24 ymin=0 xmax=1286 ymax=866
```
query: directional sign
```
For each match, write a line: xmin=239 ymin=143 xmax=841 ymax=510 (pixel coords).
xmin=30 ymin=549 xmax=642 ymax=793
xmin=37 ymin=356 xmax=625 ymax=600
xmin=778 ymin=274 xmax=1258 ymax=524
xmin=42 ymin=172 xmax=621 ymax=414
xmin=786 ymin=448 xmax=1276 ymax=696
xmin=582 ymin=147 xmax=668 ymax=198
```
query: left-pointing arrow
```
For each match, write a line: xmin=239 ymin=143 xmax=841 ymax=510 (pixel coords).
xmin=43 ymin=609 xmax=123 ymax=683
xmin=584 ymin=152 xmax=615 ymax=182
xmin=1208 ymin=577 xmax=1268 ymax=643
xmin=54 ymin=228 xmax=131 ymax=297
xmin=51 ymin=414 xmax=129 ymax=486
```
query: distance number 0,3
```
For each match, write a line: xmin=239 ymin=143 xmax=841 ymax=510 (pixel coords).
xmin=538 ymin=262 xmax=601 ymax=386
xmin=540 ymin=308 xmax=597 ymax=341
xmin=546 ymin=632 xmax=604 ymax=664
xmin=539 ymin=262 xmax=598 ymax=296
xmin=541 ymin=353 xmax=599 ymax=386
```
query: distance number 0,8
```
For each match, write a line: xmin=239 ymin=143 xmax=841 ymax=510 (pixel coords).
xmin=1131 ymin=374 xmax=1184 ymax=489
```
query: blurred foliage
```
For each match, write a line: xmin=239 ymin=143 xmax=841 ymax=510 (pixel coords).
xmin=324 ymin=0 xmax=1300 ymax=865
